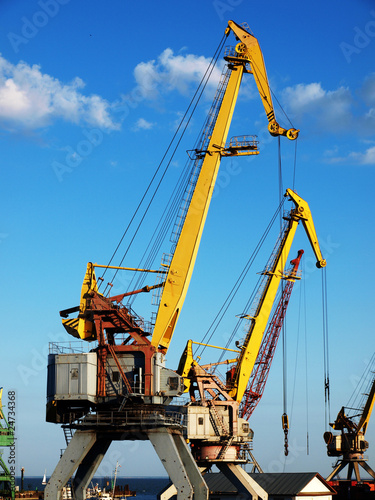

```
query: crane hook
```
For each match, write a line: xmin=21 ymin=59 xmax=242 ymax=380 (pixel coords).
xmin=282 ymin=413 xmax=289 ymax=456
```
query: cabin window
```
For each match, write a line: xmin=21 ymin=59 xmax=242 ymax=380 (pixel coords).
xmin=112 ymin=371 xmax=120 ymax=383
xmin=198 ymin=417 xmax=204 ymax=425
xmin=168 ymin=377 xmax=179 ymax=390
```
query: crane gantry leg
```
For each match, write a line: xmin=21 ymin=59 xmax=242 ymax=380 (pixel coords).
xmin=44 ymin=431 xmax=97 ymax=500
xmin=72 ymin=437 xmax=112 ymax=500
xmin=44 ymin=415 xmax=208 ymax=500
xmin=217 ymin=463 xmax=264 ymax=499
xmin=148 ymin=427 xmax=208 ymax=500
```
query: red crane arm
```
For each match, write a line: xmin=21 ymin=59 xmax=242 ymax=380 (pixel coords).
xmin=239 ymin=249 xmax=304 ymax=420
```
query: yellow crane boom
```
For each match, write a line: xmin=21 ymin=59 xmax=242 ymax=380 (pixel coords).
xmin=357 ymin=375 xmax=375 ymax=435
xmin=229 ymin=188 xmax=326 ymax=402
xmin=227 ymin=20 xmax=299 ymax=140
xmin=61 ymin=22 xmax=299 ymax=356
xmin=151 ymin=22 xmax=300 ymax=352
xmin=150 ymin=60 xmax=246 ymax=352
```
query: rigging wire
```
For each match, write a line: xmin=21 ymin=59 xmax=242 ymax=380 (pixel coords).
xmin=100 ymin=33 xmax=227 ymax=294
xmin=346 ymin=353 xmax=375 ymax=420
xmin=270 ymin=89 xmax=296 ymax=131
xmin=249 ymin=56 xmax=298 ymax=132
xmin=303 ymin=270 xmax=310 ymax=455
xmin=292 ymin=139 xmax=298 ymax=191
xmin=278 ymin=135 xmax=289 ymax=457
xmin=289 ymin=257 xmax=310 ymax=455
xmin=322 ymin=267 xmax=331 ymax=429
xmin=125 ymin=157 xmax=192 ymax=302
xmin=125 ymin=65 xmax=226 ymax=299
xmin=127 ymin=63 xmax=233 ymax=301
xmin=196 ymin=197 xmax=286 ymax=360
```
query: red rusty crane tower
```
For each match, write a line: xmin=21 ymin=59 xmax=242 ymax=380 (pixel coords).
xmin=239 ymin=249 xmax=304 ymax=421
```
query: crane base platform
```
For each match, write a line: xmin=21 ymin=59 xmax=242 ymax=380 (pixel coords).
xmin=44 ymin=410 xmax=208 ymax=500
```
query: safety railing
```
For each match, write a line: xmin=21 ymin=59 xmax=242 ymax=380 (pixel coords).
xmin=64 ymin=409 xmax=187 ymax=429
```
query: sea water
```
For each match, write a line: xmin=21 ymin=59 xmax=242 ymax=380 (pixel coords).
xmin=16 ymin=477 xmax=171 ymax=499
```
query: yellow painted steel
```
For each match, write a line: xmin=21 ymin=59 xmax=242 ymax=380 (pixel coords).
xmin=227 ymin=20 xmax=299 ymax=140
xmin=0 ymin=388 xmax=3 ymax=419
xmin=357 ymin=376 xmax=375 ymax=435
xmin=229 ymin=189 xmax=326 ymax=402
xmin=63 ymin=22 xmax=300 ymax=351
xmin=190 ymin=341 xmax=241 ymax=354
xmin=177 ymin=339 xmax=195 ymax=393
xmin=93 ymin=264 xmax=165 ymax=274
xmin=62 ymin=262 xmax=100 ymax=341
xmin=177 ymin=340 xmax=240 ymax=393
xmin=151 ymin=62 xmax=246 ymax=351
xmin=149 ymin=24 xmax=299 ymax=350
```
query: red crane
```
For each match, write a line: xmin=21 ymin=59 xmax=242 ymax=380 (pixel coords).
xmin=239 ymin=249 xmax=304 ymax=421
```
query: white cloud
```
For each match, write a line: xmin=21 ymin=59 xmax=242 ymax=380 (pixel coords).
xmin=282 ymin=82 xmax=352 ymax=132
xmin=133 ymin=48 xmax=223 ymax=99
xmin=360 ymin=73 xmax=375 ymax=106
xmin=0 ymin=55 xmax=119 ymax=130
xmin=282 ymin=78 xmax=375 ymax=139
xmin=133 ymin=117 xmax=155 ymax=131
xmin=353 ymin=146 xmax=375 ymax=164
xmin=327 ymin=145 xmax=375 ymax=166
xmin=284 ymin=82 xmax=326 ymax=109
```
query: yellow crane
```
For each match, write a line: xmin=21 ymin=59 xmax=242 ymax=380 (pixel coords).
xmin=55 ymin=20 xmax=298 ymax=418
xmin=62 ymin=21 xmax=298 ymax=352
xmin=45 ymin=21 xmax=300 ymax=500
xmin=178 ymin=189 xmax=326 ymax=468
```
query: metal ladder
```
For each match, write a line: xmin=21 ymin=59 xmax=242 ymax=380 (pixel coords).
xmin=208 ymin=401 xmax=229 ymax=437
xmin=61 ymin=427 xmax=75 ymax=499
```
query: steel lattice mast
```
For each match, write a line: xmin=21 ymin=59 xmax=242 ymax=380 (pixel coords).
xmin=239 ymin=249 xmax=304 ymax=420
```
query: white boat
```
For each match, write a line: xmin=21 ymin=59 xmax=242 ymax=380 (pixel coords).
xmin=42 ymin=470 xmax=47 ymax=485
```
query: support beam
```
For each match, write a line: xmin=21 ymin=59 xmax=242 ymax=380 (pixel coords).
xmin=360 ymin=460 xmax=375 ymax=479
xmin=326 ymin=458 xmax=375 ymax=482
xmin=44 ymin=431 xmax=97 ymax=500
xmin=158 ymin=467 xmax=209 ymax=500
xmin=326 ymin=460 xmax=348 ymax=482
xmin=73 ymin=438 xmax=112 ymax=500
xmin=173 ymin=436 xmax=208 ymax=500
xmin=148 ymin=428 xmax=208 ymax=500
xmin=353 ymin=462 xmax=361 ymax=483
xmin=158 ymin=482 xmax=178 ymax=500
xmin=218 ymin=463 xmax=265 ymax=500
xmin=248 ymin=450 xmax=263 ymax=473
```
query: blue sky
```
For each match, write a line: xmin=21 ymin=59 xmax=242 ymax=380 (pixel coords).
xmin=1 ymin=0 xmax=375 ymax=480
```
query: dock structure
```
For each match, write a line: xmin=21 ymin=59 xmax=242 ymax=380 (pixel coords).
xmin=44 ymin=409 xmax=208 ymax=500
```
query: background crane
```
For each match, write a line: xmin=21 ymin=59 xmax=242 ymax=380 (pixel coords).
xmin=324 ymin=355 xmax=375 ymax=483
